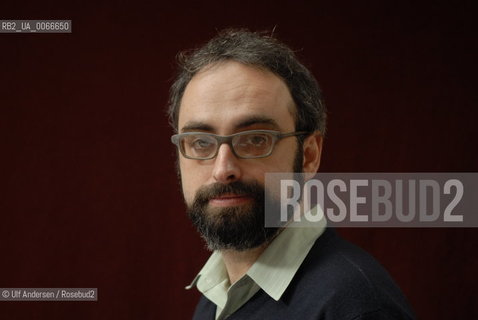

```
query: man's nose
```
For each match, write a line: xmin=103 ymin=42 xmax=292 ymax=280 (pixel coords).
xmin=212 ymin=143 xmax=242 ymax=184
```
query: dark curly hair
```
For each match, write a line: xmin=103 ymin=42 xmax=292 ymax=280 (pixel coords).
xmin=167 ymin=29 xmax=326 ymax=137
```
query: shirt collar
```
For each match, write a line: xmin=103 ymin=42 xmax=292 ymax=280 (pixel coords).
xmin=186 ymin=250 xmax=227 ymax=290
xmin=246 ymin=216 xmax=326 ymax=300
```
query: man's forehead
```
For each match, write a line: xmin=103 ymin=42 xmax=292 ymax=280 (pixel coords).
xmin=178 ymin=61 xmax=296 ymax=133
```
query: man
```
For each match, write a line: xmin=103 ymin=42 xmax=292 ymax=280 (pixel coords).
xmin=168 ymin=29 xmax=415 ymax=320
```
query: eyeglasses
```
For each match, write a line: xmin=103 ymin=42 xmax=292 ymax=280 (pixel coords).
xmin=171 ymin=130 xmax=308 ymax=160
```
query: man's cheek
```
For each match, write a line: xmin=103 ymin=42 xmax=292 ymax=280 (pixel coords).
xmin=181 ymin=177 xmax=198 ymax=204
xmin=181 ymin=184 xmax=194 ymax=204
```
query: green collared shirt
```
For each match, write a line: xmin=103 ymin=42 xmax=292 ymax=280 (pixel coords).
xmin=186 ymin=216 xmax=327 ymax=320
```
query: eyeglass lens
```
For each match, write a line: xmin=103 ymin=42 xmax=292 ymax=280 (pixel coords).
xmin=180 ymin=132 xmax=274 ymax=159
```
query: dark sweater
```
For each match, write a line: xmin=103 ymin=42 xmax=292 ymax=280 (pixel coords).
xmin=192 ymin=228 xmax=415 ymax=320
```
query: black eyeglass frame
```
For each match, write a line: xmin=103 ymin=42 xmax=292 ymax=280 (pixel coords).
xmin=171 ymin=129 xmax=309 ymax=160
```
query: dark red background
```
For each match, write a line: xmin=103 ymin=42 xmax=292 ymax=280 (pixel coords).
xmin=0 ymin=1 xmax=477 ymax=319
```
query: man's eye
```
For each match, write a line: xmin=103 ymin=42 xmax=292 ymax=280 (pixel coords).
xmin=192 ymin=138 xmax=213 ymax=149
xmin=247 ymin=135 xmax=267 ymax=146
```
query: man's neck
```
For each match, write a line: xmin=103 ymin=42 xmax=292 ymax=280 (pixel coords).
xmin=220 ymin=244 xmax=268 ymax=285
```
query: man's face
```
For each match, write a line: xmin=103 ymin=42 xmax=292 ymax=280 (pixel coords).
xmin=177 ymin=61 xmax=301 ymax=250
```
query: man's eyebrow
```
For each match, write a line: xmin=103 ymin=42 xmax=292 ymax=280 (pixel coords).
xmin=180 ymin=116 xmax=281 ymax=133
xmin=181 ymin=122 xmax=215 ymax=133
xmin=234 ymin=116 xmax=281 ymax=130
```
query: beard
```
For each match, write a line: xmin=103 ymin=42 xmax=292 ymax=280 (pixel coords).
xmin=186 ymin=180 xmax=279 ymax=251
xmin=183 ymin=144 xmax=304 ymax=251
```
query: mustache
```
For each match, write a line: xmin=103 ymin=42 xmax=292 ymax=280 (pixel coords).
xmin=195 ymin=181 xmax=264 ymax=202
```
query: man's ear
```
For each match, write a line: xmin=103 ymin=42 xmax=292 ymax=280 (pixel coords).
xmin=302 ymin=131 xmax=323 ymax=179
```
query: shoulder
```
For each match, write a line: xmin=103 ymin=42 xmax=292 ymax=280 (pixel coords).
xmin=282 ymin=228 xmax=415 ymax=320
